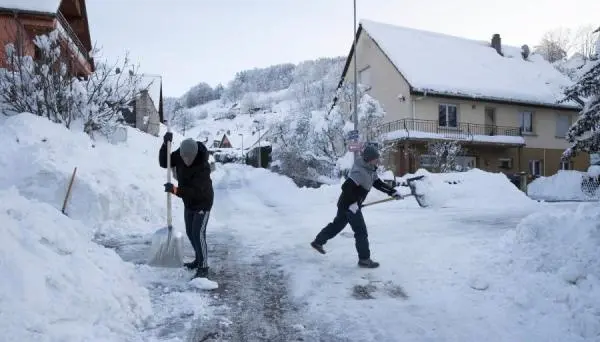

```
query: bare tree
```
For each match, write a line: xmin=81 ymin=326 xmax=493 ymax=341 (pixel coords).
xmin=572 ymin=25 xmax=599 ymax=60
xmin=0 ymin=25 xmax=146 ymax=136
xmin=426 ymin=140 xmax=465 ymax=173
xmin=535 ymin=28 xmax=572 ymax=63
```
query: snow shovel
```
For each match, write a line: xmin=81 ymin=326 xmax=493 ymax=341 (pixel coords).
xmin=362 ymin=175 xmax=428 ymax=208
xmin=147 ymin=123 xmax=184 ymax=268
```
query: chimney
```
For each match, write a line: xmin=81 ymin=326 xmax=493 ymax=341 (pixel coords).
xmin=491 ymin=34 xmax=503 ymax=56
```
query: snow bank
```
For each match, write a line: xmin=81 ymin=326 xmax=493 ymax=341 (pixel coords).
xmin=0 ymin=113 xmax=213 ymax=340
xmin=0 ymin=187 xmax=152 ymax=341
xmin=498 ymin=203 xmax=600 ymax=339
xmin=0 ymin=113 xmax=185 ymax=237
xmin=404 ymin=168 xmax=535 ymax=209
xmin=528 ymin=170 xmax=600 ymax=201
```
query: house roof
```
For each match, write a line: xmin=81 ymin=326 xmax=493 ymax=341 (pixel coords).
xmin=0 ymin=0 xmax=61 ymax=14
xmin=343 ymin=19 xmax=581 ymax=110
xmin=138 ymin=75 xmax=162 ymax=113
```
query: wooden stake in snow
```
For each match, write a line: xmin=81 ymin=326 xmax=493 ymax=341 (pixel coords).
xmin=62 ymin=167 xmax=77 ymax=215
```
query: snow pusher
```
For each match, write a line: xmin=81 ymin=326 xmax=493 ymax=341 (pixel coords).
xmin=147 ymin=122 xmax=184 ymax=268
xmin=362 ymin=175 xmax=428 ymax=208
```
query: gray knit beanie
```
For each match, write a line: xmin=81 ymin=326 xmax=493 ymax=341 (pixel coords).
xmin=179 ymin=138 xmax=198 ymax=166
xmin=362 ymin=144 xmax=380 ymax=162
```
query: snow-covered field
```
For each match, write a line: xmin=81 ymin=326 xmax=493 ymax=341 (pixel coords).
xmin=1 ymin=112 xmax=599 ymax=341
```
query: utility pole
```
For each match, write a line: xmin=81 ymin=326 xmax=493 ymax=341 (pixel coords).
xmin=257 ymin=126 xmax=261 ymax=168
xmin=253 ymin=120 xmax=262 ymax=168
xmin=238 ymin=133 xmax=244 ymax=163
xmin=352 ymin=0 xmax=359 ymax=160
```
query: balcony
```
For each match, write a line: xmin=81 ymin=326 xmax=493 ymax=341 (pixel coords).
xmin=55 ymin=11 xmax=90 ymax=63
xmin=379 ymin=118 xmax=525 ymax=146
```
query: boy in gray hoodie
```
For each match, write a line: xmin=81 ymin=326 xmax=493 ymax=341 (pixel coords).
xmin=311 ymin=145 xmax=402 ymax=268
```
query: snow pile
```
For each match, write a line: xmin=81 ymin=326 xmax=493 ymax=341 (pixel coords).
xmin=0 ymin=187 xmax=152 ymax=341
xmin=404 ymin=168 xmax=535 ymax=208
xmin=0 ymin=113 xmax=213 ymax=341
xmin=528 ymin=170 xmax=600 ymax=201
xmin=0 ymin=113 xmax=184 ymax=237
xmin=498 ymin=203 xmax=600 ymax=339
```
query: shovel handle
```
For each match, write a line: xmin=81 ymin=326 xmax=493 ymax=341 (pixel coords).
xmin=62 ymin=167 xmax=77 ymax=215
xmin=166 ymin=120 xmax=173 ymax=229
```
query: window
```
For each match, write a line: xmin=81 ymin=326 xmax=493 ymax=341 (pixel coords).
xmin=556 ymin=114 xmax=570 ymax=138
xmin=499 ymin=158 xmax=512 ymax=170
xmin=519 ymin=111 xmax=533 ymax=133
xmin=358 ymin=66 xmax=371 ymax=89
xmin=529 ymin=160 xmax=542 ymax=176
xmin=419 ymin=154 xmax=435 ymax=168
xmin=560 ymin=161 xmax=571 ymax=170
xmin=439 ymin=104 xmax=458 ymax=128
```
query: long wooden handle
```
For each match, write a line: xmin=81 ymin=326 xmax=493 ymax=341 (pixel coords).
xmin=62 ymin=167 xmax=77 ymax=214
xmin=361 ymin=197 xmax=395 ymax=207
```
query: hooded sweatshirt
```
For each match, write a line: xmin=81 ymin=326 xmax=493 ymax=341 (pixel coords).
xmin=159 ymin=140 xmax=214 ymax=211
xmin=337 ymin=157 xmax=395 ymax=210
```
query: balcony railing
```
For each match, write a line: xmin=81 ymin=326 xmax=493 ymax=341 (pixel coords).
xmin=379 ymin=118 xmax=523 ymax=141
xmin=55 ymin=11 xmax=90 ymax=62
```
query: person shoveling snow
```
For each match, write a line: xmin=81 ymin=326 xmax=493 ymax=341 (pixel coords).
xmin=311 ymin=145 xmax=402 ymax=268
xmin=159 ymin=132 xmax=214 ymax=279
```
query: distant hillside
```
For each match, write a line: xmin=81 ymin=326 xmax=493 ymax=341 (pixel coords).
xmin=165 ymin=56 xmax=387 ymax=185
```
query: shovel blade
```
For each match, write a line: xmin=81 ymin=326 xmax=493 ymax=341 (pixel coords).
xmin=406 ymin=175 xmax=429 ymax=208
xmin=147 ymin=226 xmax=184 ymax=268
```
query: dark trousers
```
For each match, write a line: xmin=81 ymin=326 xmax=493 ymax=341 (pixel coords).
xmin=184 ymin=208 xmax=210 ymax=268
xmin=314 ymin=207 xmax=370 ymax=260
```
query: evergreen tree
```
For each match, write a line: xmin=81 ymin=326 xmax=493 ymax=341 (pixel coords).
xmin=561 ymin=35 xmax=600 ymax=160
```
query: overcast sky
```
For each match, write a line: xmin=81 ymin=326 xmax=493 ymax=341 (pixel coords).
xmin=86 ymin=0 xmax=599 ymax=98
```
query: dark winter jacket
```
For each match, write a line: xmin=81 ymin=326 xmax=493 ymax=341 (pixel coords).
xmin=336 ymin=161 xmax=394 ymax=210
xmin=159 ymin=141 xmax=214 ymax=211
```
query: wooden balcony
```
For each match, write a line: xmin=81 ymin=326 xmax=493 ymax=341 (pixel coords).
xmin=55 ymin=11 xmax=90 ymax=62
xmin=378 ymin=118 xmax=525 ymax=146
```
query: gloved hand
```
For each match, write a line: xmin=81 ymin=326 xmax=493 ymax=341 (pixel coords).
xmin=163 ymin=132 xmax=173 ymax=144
xmin=348 ymin=202 xmax=359 ymax=214
xmin=390 ymin=189 xmax=403 ymax=200
xmin=164 ymin=182 xmax=178 ymax=195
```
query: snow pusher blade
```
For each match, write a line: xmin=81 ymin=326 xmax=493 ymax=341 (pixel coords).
xmin=147 ymin=121 xmax=184 ymax=268
xmin=405 ymin=175 xmax=428 ymax=208
xmin=361 ymin=175 xmax=428 ymax=208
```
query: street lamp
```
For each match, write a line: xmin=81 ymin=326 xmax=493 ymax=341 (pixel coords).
xmin=352 ymin=0 xmax=359 ymax=160
xmin=238 ymin=133 xmax=244 ymax=162
xmin=253 ymin=120 xmax=262 ymax=168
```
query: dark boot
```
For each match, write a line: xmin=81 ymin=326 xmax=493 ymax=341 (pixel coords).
xmin=193 ymin=267 xmax=209 ymax=279
xmin=358 ymin=259 xmax=380 ymax=268
xmin=310 ymin=241 xmax=326 ymax=254
xmin=184 ymin=260 xmax=198 ymax=270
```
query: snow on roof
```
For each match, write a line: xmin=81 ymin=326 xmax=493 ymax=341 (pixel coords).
xmin=138 ymin=75 xmax=161 ymax=112
xmin=359 ymin=19 xmax=581 ymax=109
xmin=0 ymin=0 xmax=61 ymax=13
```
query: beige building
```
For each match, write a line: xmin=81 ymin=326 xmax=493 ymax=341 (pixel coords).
xmin=337 ymin=19 xmax=589 ymax=177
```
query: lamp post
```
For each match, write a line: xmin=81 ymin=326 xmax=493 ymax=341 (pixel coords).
xmin=352 ymin=0 xmax=359 ymax=160
xmin=238 ymin=133 xmax=244 ymax=162
xmin=253 ymin=120 xmax=262 ymax=168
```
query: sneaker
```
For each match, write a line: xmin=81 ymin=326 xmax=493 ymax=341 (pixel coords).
xmin=184 ymin=260 xmax=198 ymax=270
xmin=310 ymin=241 xmax=326 ymax=254
xmin=358 ymin=259 xmax=380 ymax=268
xmin=193 ymin=267 xmax=209 ymax=279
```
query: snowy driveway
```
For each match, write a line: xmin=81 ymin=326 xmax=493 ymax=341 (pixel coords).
xmin=186 ymin=164 xmax=587 ymax=342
